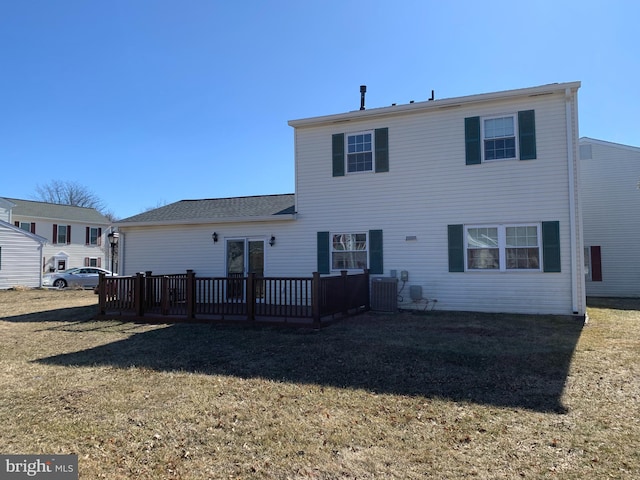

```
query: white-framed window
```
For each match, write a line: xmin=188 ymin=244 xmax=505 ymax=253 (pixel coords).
xmin=331 ymin=233 xmax=368 ymax=270
xmin=19 ymin=222 xmax=31 ymax=232
xmin=89 ymin=227 xmax=100 ymax=245
xmin=88 ymin=258 xmax=99 ymax=267
xmin=346 ymin=131 xmax=373 ymax=173
xmin=466 ymin=224 xmax=541 ymax=271
xmin=57 ymin=225 xmax=68 ymax=244
xmin=482 ymin=115 xmax=517 ymax=161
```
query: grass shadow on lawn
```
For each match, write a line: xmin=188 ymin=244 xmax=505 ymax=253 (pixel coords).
xmin=587 ymin=296 xmax=640 ymax=311
xmin=1 ymin=305 xmax=98 ymax=323
xmin=36 ymin=311 xmax=583 ymax=413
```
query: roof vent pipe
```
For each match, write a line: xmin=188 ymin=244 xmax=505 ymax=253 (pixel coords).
xmin=360 ymin=85 xmax=366 ymax=110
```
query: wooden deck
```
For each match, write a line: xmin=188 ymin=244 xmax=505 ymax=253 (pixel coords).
xmin=96 ymin=270 xmax=370 ymax=328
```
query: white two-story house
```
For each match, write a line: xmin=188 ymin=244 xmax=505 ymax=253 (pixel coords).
xmin=115 ymin=81 xmax=585 ymax=316
xmin=2 ymin=198 xmax=112 ymax=274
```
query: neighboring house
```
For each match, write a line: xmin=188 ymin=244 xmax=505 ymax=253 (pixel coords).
xmin=1 ymin=198 xmax=112 ymax=274
xmin=579 ymin=137 xmax=640 ymax=297
xmin=0 ymin=219 xmax=47 ymax=289
xmin=116 ymin=81 xmax=586 ymax=316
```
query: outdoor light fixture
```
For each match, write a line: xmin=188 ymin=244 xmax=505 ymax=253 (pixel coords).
xmin=107 ymin=231 xmax=120 ymax=276
xmin=212 ymin=232 xmax=218 ymax=243
xmin=269 ymin=235 xmax=276 ymax=247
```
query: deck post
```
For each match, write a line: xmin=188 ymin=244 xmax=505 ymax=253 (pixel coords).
xmin=98 ymin=272 xmax=106 ymax=315
xmin=247 ymin=272 xmax=255 ymax=322
xmin=364 ymin=269 xmax=371 ymax=311
xmin=341 ymin=270 xmax=349 ymax=316
xmin=161 ymin=276 xmax=169 ymax=315
xmin=135 ymin=272 xmax=145 ymax=317
xmin=145 ymin=271 xmax=154 ymax=313
xmin=312 ymin=272 xmax=321 ymax=326
xmin=186 ymin=269 xmax=195 ymax=319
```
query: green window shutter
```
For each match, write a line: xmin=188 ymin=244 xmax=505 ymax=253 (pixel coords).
xmin=368 ymin=230 xmax=383 ymax=274
xmin=332 ymin=133 xmax=345 ymax=177
xmin=317 ymin=231 xmax=330 ymax=274
xmin=542 ymin=221 xmax=561 ymax=272
xmin=448 ymin=224 xmax=465 ymax=272
xmin=518 ymin=110 xmax=536 ymax=160
xmin=465 ymin=117 xmax=481 ymax=165
xmin=374 ymin=128 xmax=389 ymax=173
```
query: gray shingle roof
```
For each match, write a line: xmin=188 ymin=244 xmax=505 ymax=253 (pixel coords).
xmin=117 ymin=194 xmax=296 ymax=224
xmin=3 ymin=197 xmax=111 ymax=224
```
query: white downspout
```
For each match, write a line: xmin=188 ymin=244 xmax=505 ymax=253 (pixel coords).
xmin=38 ymin=242 xmax=44 ymax=287
xmin=565 ymin=88 xmax=579 ymax=314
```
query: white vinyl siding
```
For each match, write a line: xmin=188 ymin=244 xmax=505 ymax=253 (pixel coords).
xmin=293 ymin=87 xmax=581 ymax=314
xmin=0 ymin=224 xmax=43 ymax=289
xmin=580 ymin=138 xmax=640 ymax=297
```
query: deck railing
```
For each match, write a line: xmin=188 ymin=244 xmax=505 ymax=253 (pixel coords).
xmin=97 ymin=269 xmax=370 ymax=326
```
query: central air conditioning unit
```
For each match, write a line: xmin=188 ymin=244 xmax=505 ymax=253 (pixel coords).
xmin=371 ymin=277 xmax=398 ymax=313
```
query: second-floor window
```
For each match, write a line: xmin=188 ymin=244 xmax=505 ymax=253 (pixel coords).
xmin=57 ymin=225 xmax=68 ymax=244
xmin=87 ymin=227 xmax=101 ymax=245
xmin=53 ymin=224 xmax=71 ymax=244
xmin=332 ymin=128 xmax=389 ymax=177
xmin=465 ymin=110 xmax=536 ymax=165
xmin=15 ymin=222 xmax=35 ymax=233
xmin=347 ymin=132 xmax=373 ymax=173
xmin=483 ymin=116 xmax=516 ymax=160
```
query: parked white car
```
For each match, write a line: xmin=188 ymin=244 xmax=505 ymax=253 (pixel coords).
xmin=42 ymin=267 xmax=116 ymax=289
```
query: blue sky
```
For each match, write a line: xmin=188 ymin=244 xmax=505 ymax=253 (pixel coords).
xmin=1 ymin=0 xmax=638 ymax=219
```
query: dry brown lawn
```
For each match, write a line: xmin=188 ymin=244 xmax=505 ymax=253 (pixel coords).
xmin=0 ymin=289 xmax=638 ymax=479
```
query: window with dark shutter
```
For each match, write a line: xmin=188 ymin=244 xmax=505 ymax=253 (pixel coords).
xmin=466 ymin=111 xmax=536 ymax=164
xmin=333 ymin=128 xmax=389 ymax=176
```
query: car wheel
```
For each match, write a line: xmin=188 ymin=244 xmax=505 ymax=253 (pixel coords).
xmin=53 ymin=279 xmax=67 ymax=289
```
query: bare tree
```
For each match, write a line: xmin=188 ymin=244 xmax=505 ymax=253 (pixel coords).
xmin=33 ymin=180 xmax=109 ymax=215
xmin=142 ymin=199 xmax=169 ymax=212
